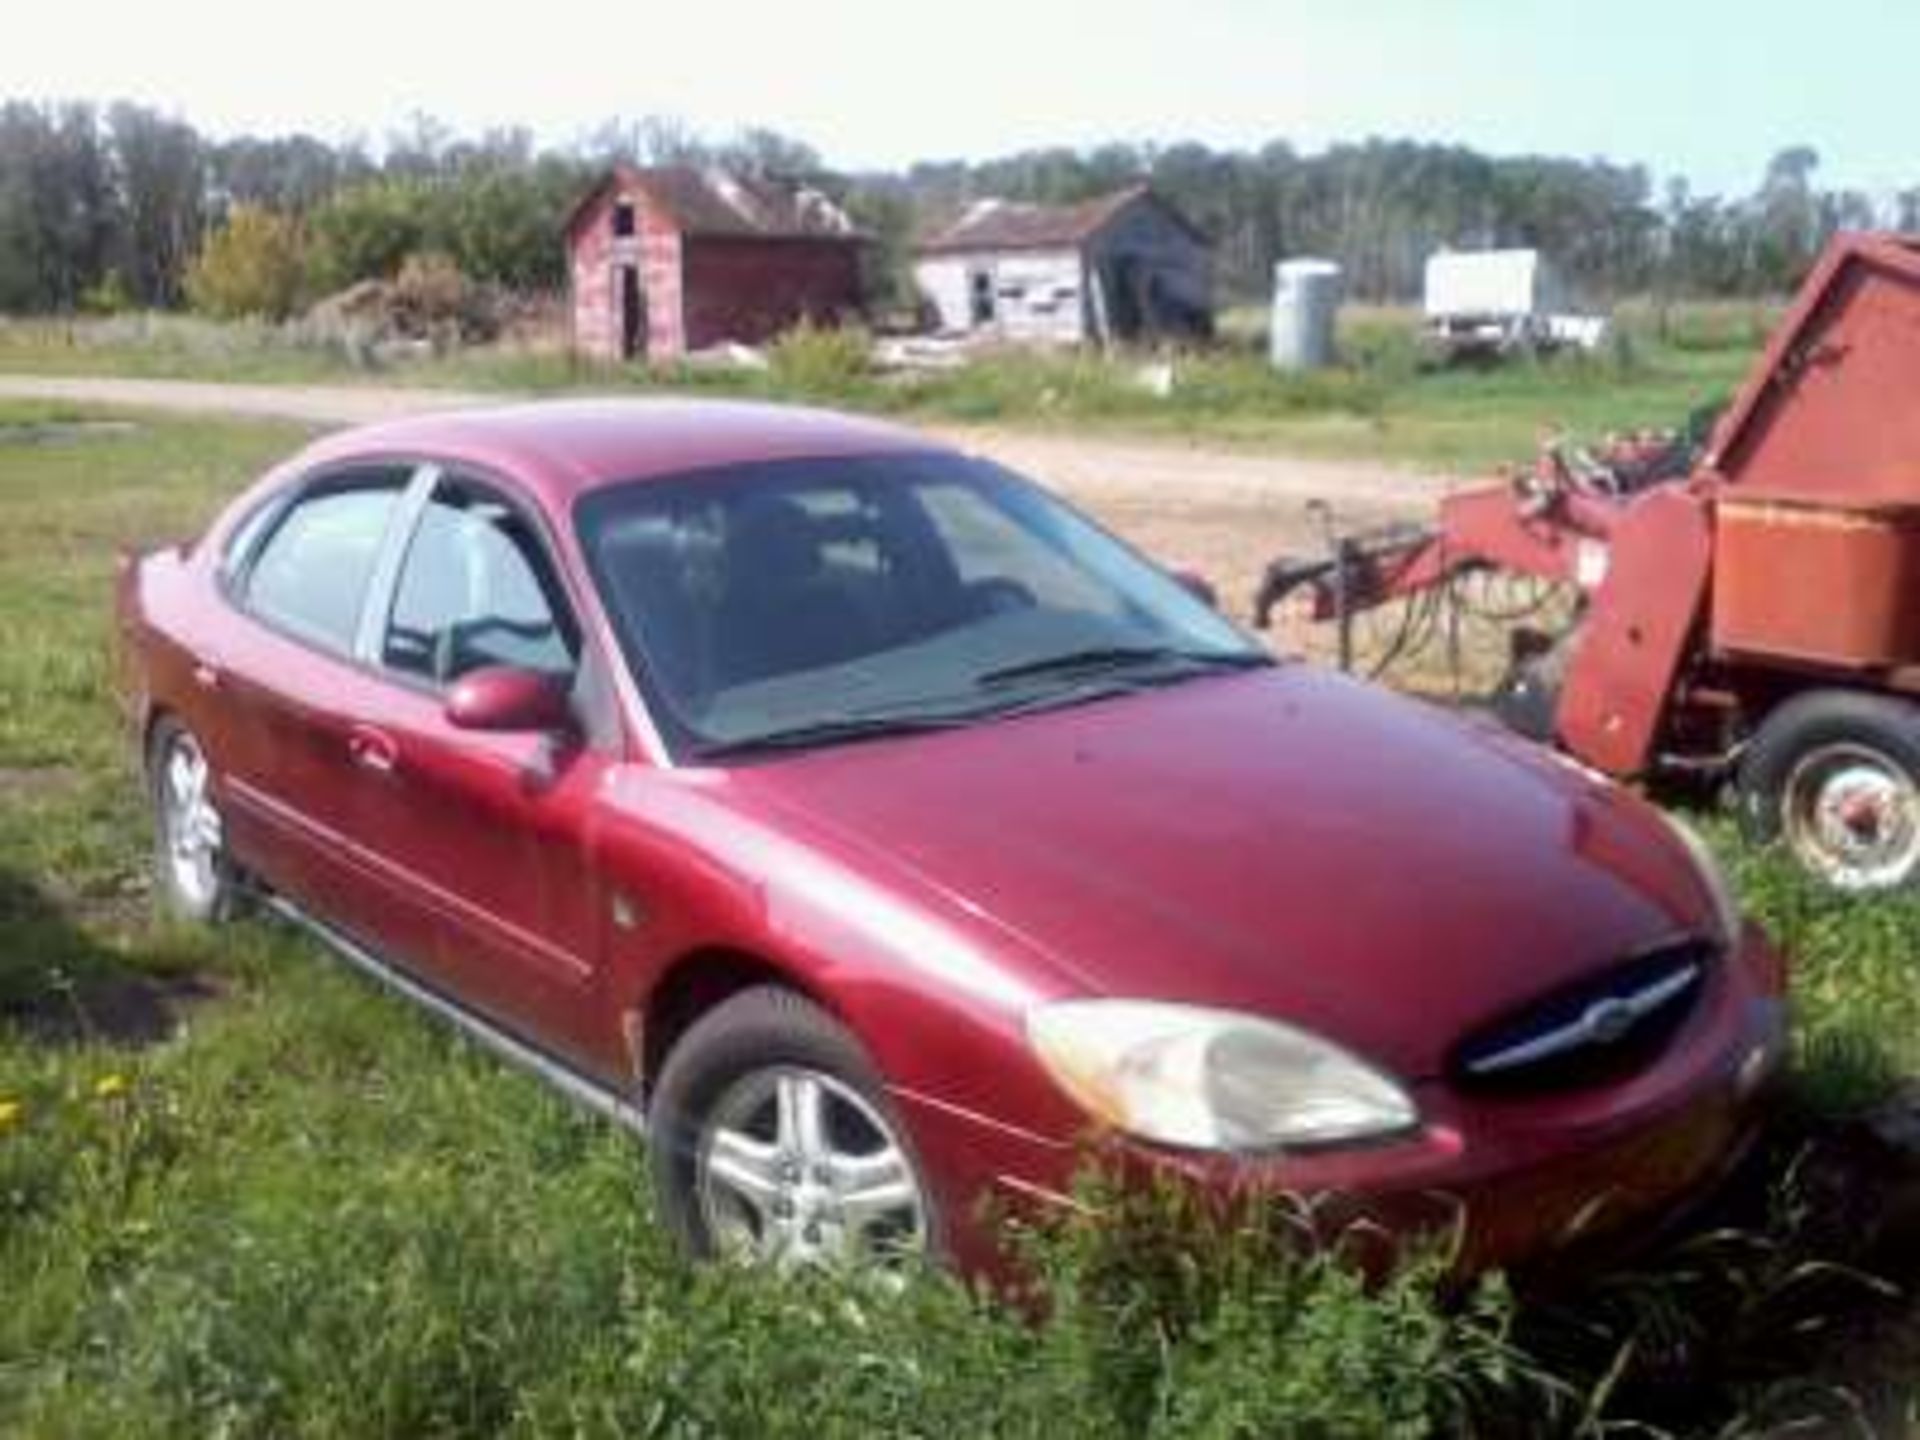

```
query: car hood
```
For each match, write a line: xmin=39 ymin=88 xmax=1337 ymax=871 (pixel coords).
xmin=728 ymin=666 xmax=1716 ymax=1079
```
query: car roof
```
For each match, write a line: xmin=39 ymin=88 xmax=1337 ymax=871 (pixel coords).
xmin=294 ymin=399 xmax=939 ymax=512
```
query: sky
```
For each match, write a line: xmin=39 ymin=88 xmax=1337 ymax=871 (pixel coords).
xmin=2 ymin=0 xmax=1910 ymax=197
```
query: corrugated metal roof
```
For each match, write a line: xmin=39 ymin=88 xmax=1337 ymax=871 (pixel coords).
xmin=914 ymin=185 xmax=1206 ymax=255
xmin=566 ymin=164 xmax=864 ymax=242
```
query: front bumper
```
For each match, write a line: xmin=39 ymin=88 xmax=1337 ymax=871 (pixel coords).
xmin=901 ymin=924 xmax=1788 ymax=1279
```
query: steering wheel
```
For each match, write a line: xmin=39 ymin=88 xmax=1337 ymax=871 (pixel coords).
xmin=434 ymin=616 xmax=562 ymax=683
xmin=965 ymin=578 xmax=1038 ymax=617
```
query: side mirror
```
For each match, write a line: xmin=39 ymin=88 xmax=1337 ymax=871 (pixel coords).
xmin=1168 ymin=564 xmax=1220 ymax=610
xmin=445 ymin=665 xmax=573 ymax=733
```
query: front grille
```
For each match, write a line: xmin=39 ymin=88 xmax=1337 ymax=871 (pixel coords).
xmin=1451 ymin=938 xmax=1713 ymax=1093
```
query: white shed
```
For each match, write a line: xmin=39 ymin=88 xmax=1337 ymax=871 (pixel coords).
xmin=913 ymin=186 xmax=1212 ymax=346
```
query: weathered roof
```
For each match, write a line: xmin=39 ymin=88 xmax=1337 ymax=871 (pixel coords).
xmin=914 ymin=185 xmax=1208 ymax=255
xmin=565 ymin=164 xmax=864 ymax=243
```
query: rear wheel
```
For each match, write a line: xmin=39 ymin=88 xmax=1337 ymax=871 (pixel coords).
xmin=648 ymin=986 xmax=935 ymax=1271
xmin=148 ymin=717 xmax=240 ymax=922
xmin=1736 ymin=690 xmax=1920 ymax=892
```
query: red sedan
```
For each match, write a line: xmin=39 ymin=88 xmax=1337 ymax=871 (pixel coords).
xmin=116 ymin=400 xmax=1785 ymax=1275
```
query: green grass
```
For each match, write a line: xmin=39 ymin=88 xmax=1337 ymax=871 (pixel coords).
xmin=0 ymin=401 xmax=1915 ymax=1436
xmin=1727 ymin=832 xmax=1920 ymax=1115
xmin=0 ymin=304 xmax=1766 ymax=472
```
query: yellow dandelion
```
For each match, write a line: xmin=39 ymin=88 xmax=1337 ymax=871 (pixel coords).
xmin=0 ymin=1099 xmax=21 ymax=1130
xmin=93 ymin=1074 xmax=128 ymax=1101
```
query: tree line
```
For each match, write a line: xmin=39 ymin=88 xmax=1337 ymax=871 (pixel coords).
xmin=0 ymin=99 xmax=1904 ymax=320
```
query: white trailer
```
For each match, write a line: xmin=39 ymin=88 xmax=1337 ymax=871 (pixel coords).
xmin=1422 ymin=249 xmax=1605 ymax=361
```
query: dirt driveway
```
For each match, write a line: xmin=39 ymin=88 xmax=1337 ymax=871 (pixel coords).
xmin=0 ymin=374 xmax=1458 ymax=635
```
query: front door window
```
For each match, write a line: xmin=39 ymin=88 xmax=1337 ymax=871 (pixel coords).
xmin=381 ymin=478 xmax=579 ymax=687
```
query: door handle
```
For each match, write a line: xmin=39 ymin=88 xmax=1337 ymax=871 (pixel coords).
xmin=346 ymin=725 xmax=399 ymax=775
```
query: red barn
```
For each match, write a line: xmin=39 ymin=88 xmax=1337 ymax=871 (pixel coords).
xmin=565 ymin=164 xmax=866 ymax=363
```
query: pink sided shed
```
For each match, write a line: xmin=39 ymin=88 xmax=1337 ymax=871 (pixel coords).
xmin=565 ymin=164 xmax=867 ymax=363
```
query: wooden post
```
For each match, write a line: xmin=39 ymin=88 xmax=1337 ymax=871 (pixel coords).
xmin=1089 ymin=263 xmax=1114 ymax=355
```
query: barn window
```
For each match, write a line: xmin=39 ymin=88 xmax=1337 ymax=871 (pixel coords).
xmin=612 ymin=200 xmax=636 ymax=238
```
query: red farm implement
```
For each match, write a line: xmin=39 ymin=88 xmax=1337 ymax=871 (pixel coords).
xmin=1255 ymin=233 xmax=1920 ymax=892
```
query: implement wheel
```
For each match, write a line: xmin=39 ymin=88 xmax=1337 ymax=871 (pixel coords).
xmin=1737 ymin=690 xmax=1920 ymax=893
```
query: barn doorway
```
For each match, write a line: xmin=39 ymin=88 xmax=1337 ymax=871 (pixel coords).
xmin=1104 ymin=257 xmax=1146 ymax=340
xmin=618 ymin=265 xmax=646 ymax=360
xmin=968 ymin=268 xmax=996 ymax=326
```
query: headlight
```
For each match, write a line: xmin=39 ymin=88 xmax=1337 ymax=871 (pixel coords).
xmin=1660 ymin=811 xmax=1742 ymax=945
xmin=1025 ymin=1000 xmax=1419 ymax=1153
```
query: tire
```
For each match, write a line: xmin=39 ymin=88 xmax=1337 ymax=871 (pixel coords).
xmin=147 ymin=716 xmax=242 ymax=923
xmin=1736 ymin=690 xmax=1920 ymax=892
xmin=647 ymin=985 xmax=937 ymax=1270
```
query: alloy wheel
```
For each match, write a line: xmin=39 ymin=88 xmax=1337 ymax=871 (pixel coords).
xmin=695 ymin=1065 xmax=928 ymax=1269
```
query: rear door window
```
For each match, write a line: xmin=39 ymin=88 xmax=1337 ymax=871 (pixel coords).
xmin=242 ymin=475 xmax=409 ymax=652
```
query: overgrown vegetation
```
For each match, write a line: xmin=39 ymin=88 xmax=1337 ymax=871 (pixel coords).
xmin=0 ymin=301 xmax=1763 ymax=471
xmin=0 ymin=402 xmax=1916 ymax=1435
xmin=182 ymin=205 xmax=306 ymax=321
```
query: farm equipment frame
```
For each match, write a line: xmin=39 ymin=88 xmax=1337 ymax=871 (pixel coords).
xmin=1257 ymin=234 xmax=1920 ymax=893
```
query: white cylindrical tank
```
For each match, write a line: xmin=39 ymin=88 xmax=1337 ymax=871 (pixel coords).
xmin=1270 ymin=258 xmax=1343 ymax=370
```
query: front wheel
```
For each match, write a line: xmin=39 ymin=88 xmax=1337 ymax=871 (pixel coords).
xmin=648 ymin=986 xmax=936 ymax=1271
xmin=1736 ymin=690 xmax=1920 ymax=893
xmin=148 ymin=717 xmax=241 ymax=922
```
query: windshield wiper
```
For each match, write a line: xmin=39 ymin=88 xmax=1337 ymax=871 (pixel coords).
xmin=696 ymin=650 xmax=1272 ymax=760
xmin=693 ymin=709 xmax=987 ymax=760
xmin=976 ymin=644 xmax=1270 ymax=689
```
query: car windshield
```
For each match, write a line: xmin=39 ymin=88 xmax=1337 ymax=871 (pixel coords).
xmin=575 ymin=451 xmax=1270 ymax=760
